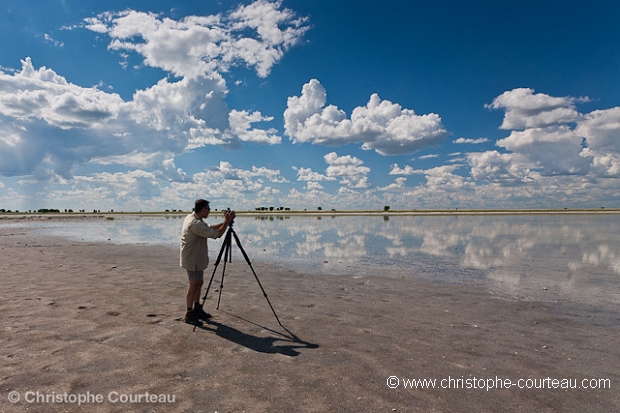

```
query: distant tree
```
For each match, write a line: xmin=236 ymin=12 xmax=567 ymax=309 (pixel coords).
xmin=317 ymin=206 xmax=322 ymax=211
xmin=384 ymin=206 xmax=390 ymax=211
xmin=269 ymin=206 xmax=274 ymax=211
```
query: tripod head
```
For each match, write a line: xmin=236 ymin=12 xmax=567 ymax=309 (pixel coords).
xmin=224 ymin=208 xmax=235 ymax=228
xmin=225 ymin=208 xmax=235 ymax=228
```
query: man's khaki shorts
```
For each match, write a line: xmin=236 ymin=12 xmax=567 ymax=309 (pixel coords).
xmin=186 ymin=270 xmax=204 ymax=281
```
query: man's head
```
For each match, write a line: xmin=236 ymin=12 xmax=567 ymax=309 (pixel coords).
xmin=194 ymin=199 xmax=211 ymax=218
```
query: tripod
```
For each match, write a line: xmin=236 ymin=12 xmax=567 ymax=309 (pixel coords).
xmin=193 ymin=220 xmax=284 ymax=332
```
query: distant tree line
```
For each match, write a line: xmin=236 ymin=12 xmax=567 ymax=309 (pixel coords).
xmin=2 ymin=205 xmax=395 ymax=215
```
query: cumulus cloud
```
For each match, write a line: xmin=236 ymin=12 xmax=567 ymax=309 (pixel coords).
xmin=378 ymin=176 xmax=407 ymax=191
xmin=389 ymin=164 xmax=416 ymax=175
xmin=0 ymin=58 xmax=213 ymax=178
xmin=467 ymin=150 xmax=540 ymax=183
xmin=228 ymin=110 xmax=281 ymax=145
xmin=485 ymin=88 xmax=586 ymax=130
xmin=294 ymin=166 xmax=335 ymax=182
xmin=0 ymin=1 xmax=308 ymax=182
xmin=305 ymin=181 xmax=324 ymax=190
xmin=0 ymin=58 xmax=123 ymax=129
xmin=82 ymin=1 xmax=309 ymax=79
xmin=416 ymin=165 xmax=469 ymax=189
xmin=206 ymin=161 xmax=287 ymax=184
xmin=284 ymin=79 xmax=447 ymax=155
xmin=324 ymin=152 xmax=371 ymax=188
xmin=496 ymin=126 xmax=590 ymax=175
xmin=472 ymin=88 xmax=620 ymax=186
xmin=576 ymin=107 xmax=620 ymax=176
xmin=390 ymin=164 xmax=468 ymax=189
xmin=294 ymin=152 xmax=370 ymax=188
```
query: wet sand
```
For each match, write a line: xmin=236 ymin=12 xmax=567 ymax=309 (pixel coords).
xmin=0 ymin=227 xmax=618 ymax=412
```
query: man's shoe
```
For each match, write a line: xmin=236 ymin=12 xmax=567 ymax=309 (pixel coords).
xmin=184 ymin=309 xmax=201 ymax=325
xmin=193 ymin=303 xmax=212 ymax=320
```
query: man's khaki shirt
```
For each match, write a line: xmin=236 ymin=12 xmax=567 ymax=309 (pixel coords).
xmin=180 ymin=213 xmax=220 ymax=271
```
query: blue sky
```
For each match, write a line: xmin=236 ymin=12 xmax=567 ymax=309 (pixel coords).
xmin=1 ymin=0 xmax=619 ymax=212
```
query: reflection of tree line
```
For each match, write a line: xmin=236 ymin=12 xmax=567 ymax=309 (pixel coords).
xmin=254 ymin=216 xmax=291 ymax=221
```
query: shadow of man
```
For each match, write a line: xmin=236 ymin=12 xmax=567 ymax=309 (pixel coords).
xmin=198 ymin=319 xmax=318 ymax=357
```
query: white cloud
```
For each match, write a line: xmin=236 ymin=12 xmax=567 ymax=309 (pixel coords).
xmin=324 ymin=152 xmax=371 ymax=188
xmin=284 ymin=79 xmax=447 ymax=155
xmin=0 ymin=2 xmax=307 ymax=183
xmin=485 ymin=88 xmax=586 ymax=130
xmin=467 ymin=150 xmax=540 ymax=183
xmin=0 ymin=59 xmax=217 ymax=177
xmin=203 ymin=161 xmax=287 ymax=186
xmin=378 ymin=176 xmax=407 ymax=191
xmin=418 ymin=165 xmax=469 ymax=189
xmin=306 ymin=181 xmax=323 ymax=190
xmin=389 ymin=164 xmax=416 ymax=175
xmin=72 ymin=169 xmax=163 ymax=205
xmin=454 ymin=137 xmax=488 ymax=144
xmin=496 ymin=126 xmax=590 ymax=175
xmin=0 ymin=58 xmax=123 ymax=129
xmin=43 ymin=33 xmax=64 ymax=48
xmin=83 ymin=1 xmax=309 ymax=80
xmin=252 ymin=165 xmax=289 ymax=183
xmin=228 ymin=110 xmax=281 ymax=144
xmin=576 ymin=107 xmax=620 ymax=176
xmin=294 ymin=152 xmax=371 ymax=188
xmin=478 ymin=89 xmax=620 ymax=182
xmin=387 ymin=87 xmax=620 ymax=208
xmin=294 ymin=166 xmax=335 ymax=182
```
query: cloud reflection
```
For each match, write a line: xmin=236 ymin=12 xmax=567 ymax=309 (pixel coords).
xmin=16 ymin=213 xmax=620 ymax=309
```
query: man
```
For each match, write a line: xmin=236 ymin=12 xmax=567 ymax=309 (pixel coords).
xmin=180 ymin=199 xmax=236 ymax=324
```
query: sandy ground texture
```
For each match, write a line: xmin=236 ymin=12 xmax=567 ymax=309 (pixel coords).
xmin=0 ymin=227 xmax=618 ymax=413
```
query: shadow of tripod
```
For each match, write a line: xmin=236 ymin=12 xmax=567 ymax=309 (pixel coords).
xmin=193 ymin=220 xmax=287 ymax=334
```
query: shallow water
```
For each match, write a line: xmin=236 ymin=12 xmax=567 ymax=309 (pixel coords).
xmin=3 ymin=213 xmax=620 ymax=317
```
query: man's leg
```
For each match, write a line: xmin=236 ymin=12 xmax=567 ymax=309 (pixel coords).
xmin=184 ymin=272 xmax=204 ymax=324
xmin=186 ymin=279 xmax=203 ymax=309
xmin=189 ymin=278 xmax=212 ymax=320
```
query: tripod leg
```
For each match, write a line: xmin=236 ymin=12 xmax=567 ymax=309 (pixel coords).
xmin=231 ymin=229 xmax=285 ymax=329
xmin=215 ymin=226 xmax=235 ymax=309
xmin=201 ymin=228 xmax=231 ymax=303
xmin=216 ymin=239 xmax=230 ymax=310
